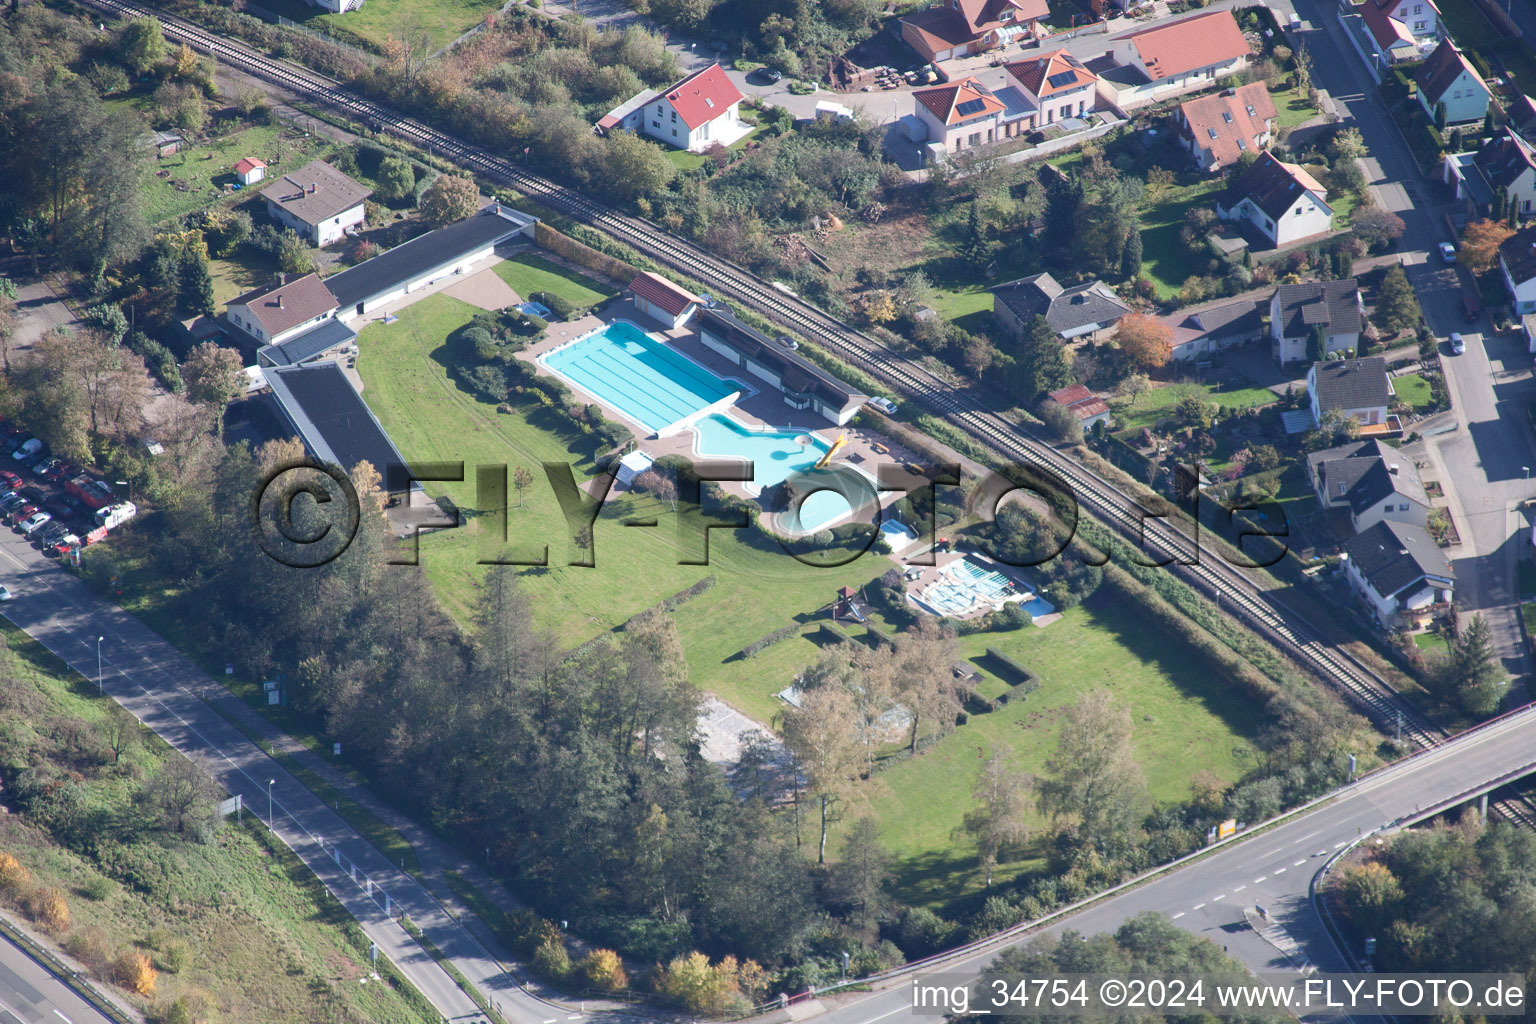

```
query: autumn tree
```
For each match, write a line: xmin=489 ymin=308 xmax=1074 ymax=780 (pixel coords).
xmin=1036 ymin=691 xmax=1147 ymax=844
xmin=1115 ymin=312 xmax=1174 ymax=370
xmin=600 ymin=130 xmax=676 ymax=207
xmin=1372 ymin=265 xmax=1421 ymax=334
xmin=1351 ymin=204 xmax=1406 ymax=251
xmin=181 ymin=341 xmax=244 ymax=435
xmin=1459 ymin=219 xmax=1514 ymax=274
xmin=782 ymin=684 xmax=861 ymax=863
xmin=110 ymin=948 xmax=158 ymax=997
xmin=419 ymin=173 xmax=480 ymax=227
xmin=893 ymin=617 xmax=962 ymax=755
xmin=1119 ymin=371 xmax=1151 ymax=407
xmin=957 ymin=746 xmax=1032 ymax=888
xmin=581 ymin=949 xmax=629 ymax=992
xmin=374 ymin=155 xmax=416 ymax=203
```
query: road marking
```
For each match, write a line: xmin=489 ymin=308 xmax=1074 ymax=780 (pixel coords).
xmin=54 ymin=1011 xmax=74 ymax=1024
xmin=1193 ymin=903 xmax=1206 ymax=910
xmin=1294 ymin=859 xmax=1307 ymax=866
xmin=1254 ymin=876 xmax=1267 ymax=883
xmin=1290 ymin=829 xmax=1322 ymax=845
xmin=1273 ymin=867 xmax=1286 ymax=875
xmin=856 ymin=1006 xmax=912 ymax=1024
xmin=1172 ymin=912 xmax=1185 ymax=920
xmin=1317 ymin=850 xmax=1328 ymax=857
xmin=1233 ymin=885 xmax=1246 ymax=892
xmin=568 ymin=1016 xmax=583 ymax=1020
xmin=1335 ymin=841 xmax=1349 ymax=848
xmin=543 ymin=1018 xmax=558 ymax=1022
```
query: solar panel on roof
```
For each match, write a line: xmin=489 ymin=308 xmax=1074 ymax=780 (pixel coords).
xmin=955 ymin=98 xmax=989 ymax=116
xmin=1047 ymin=71 xmax=1079 ymax=88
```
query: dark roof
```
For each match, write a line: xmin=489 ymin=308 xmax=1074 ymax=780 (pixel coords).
xmin=1344 ymin=519 xmax=1453 ymax=599
xmin=1307 ymin=439 xmax=1427 ymax=510
xmin=264 ymin=363 xmax=415 ymax=492
xmin=1310 ymin=356 xmax=1390 ymax=413
xmin=1508 ymin=94 xmax=1536 ymax=141
xmin=324 ymin=206 xmax=529 ymax=312
xmin=258 ymin=318 xmax=357 ymax=368
xmin=1224 ymin=152 xmax=1331 ymax=223
xmin=1414 ymin=39 xmax=1484 ymax=106
xmin=992 ymin=272 xmax=1131 ymax=335
xmin=1273 ymin=279 xmax=1362 ymax=338
xmin=1472 ymin=131 xmax=1536 ymax=189
xmin=230 ymin=273 xmax=340 ymax=339
xmin=1046 ymin=384 xmax=1110 ymax=420
xmin=698 ymin=305 xmax=866 ymax=412
xmin=261 ymin=159 xmax=373 ymax=226
xmin=1499 ymin=223 xmax=1536 ymax=283
xmin=1190 ymin=296 xmax=1265 ymax=338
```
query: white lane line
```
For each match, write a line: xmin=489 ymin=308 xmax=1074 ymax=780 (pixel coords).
xmin=1254 ymin=876 xmax=1267 ymax=883
xmin=1273 ymin=867 xmax=1287 ymax=875
xmin=1294 ymin=859 xmax=1307 ymax=866
xmin=1193 ymin=903 xmax=1206 ymax=910
xmin=54 ymin=1011 xmax=75 ymax=1024
xmin=544 ymin=1018 xmax=558 ymax=1022
xmin=1172 ymin=912 xmax=1186 ymax=920
xmin=857 ymin=1005 xmax=913 ymax=1024
xmin=1317 ymin=850 xmax=1328 ymax=857
xmin=568 ymin=1016 xmax=583 ymax=1020
xmin=1335 ymin=841 xmax=1348 ymax=848
xmin=1233 ymin=885 xmax=1246 ymax=892
xmin=1213 ymin=893 xmax=1226 ymax=901
xmin=1290 ymin=829 xmax=1322 ymax=845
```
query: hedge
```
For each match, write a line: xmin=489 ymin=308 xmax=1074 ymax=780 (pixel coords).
xmin=984 ymin=647 xmax=1037 ymax=690
xmin=534 ymin=221 xmax=637 ymax=285
xmin=738 ymin=621 xmax=801 ymax=659
xmin=866 ymin=627 xmax=898 ymax=650
xmin=963 ymin=690 xmax=997 ymax=715
xmin=821 ymin=622 xmax=851 ymax=645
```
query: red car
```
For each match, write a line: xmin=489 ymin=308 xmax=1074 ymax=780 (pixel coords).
xmin=0 ymin=470 xmax=19 ymax=490
xmin=7 ymin=503 xmax=38 ymax=525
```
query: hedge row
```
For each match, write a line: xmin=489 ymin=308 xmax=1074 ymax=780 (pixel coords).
xmin=821 ymin=622 xmax=851 ymax=645
xmin=535 ymin=221 xmax=637 ymax=286
xmin=866 ymin=627 xmax=898 ymax=650
xmin=985 ymin=647 xmax=1037 ymax=689
xmin=739 ymin=621 xmax=801 ymax=659
xmin=658 ymin=575 xmax=716 ymax=612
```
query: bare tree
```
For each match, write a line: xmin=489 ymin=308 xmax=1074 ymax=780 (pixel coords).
xmin=1036 ymin=691 xmax=1147 ymax=843
xmin=143 ymin=753 xmax=221 ymax=836
xmin=893 ymin=618 xmax=962 ymax=754
xmin=782 ymin=684 xmax=861 ymax=863
xmin=956 ymin=746 xmax=1032 ymax=888
xmin=98 ymin=702 xmax=138 ymax=766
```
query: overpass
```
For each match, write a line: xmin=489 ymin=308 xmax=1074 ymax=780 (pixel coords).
xmin=799 ymin=704 xmax=1536 ymax=1024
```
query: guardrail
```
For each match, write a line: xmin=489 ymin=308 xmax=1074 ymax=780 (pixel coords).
xmin=0 ymin=911 xmax=137 ymax=1024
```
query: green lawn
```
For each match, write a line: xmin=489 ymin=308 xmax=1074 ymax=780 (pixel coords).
xmin=259 ymin=0 xmax=503 ymax=53
xmin=1270 ymin=83 xmax=1322 ymax=132
xmin=1392 ymin=373 xmax=1434 ymax=412
xmin=867 ymin=595 xmax=1262 ymax=909
xmin=1523 ymin=601 xmax=1536 ymax=634
xmin=141 ymin=123 xmax=333 ymax=225
xmin=1413 ymin=630 xmax=1450 ymax=656
xmin=1111 ymin=379 xmax=1277 ymax=435
xmin=210 ymin=249 xmax=282 ymax=307
xmin=491 ymin=253 xmax=618 ymax=309
xmin=664 ymin=128 xmax=759 ymax=172
xmin=1139 ymin=177 xmax=1228 ymax=299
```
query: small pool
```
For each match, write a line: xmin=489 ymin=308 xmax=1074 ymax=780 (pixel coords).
xmin=913 ymin=558 xmax=1042 ymax=618
xmin=540 ymin=320 xmax=737 ymax=433
xmin=692 ymin=415 xmax=867 ymax=532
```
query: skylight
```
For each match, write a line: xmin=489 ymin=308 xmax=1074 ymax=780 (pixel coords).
xmin=1208 ymin=128 xmax=1218 ymax=139
xmin=1223 ymin=111 xmax=1233 ymax=123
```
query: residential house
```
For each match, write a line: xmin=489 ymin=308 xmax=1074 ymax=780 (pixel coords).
xmin=1044 ymin=383 xmax=1111 ymax=430
xmin=697 ymin=305 xmax=867 ymax=425
xmin=638 ymin=64 xmax=748 ymax=153
xmin=630 ymin=272 xmax=703 ymax=330
xmin=261 ymin=159 xmax=371 ymax=247
xmin=1307 ymin=356 xmax=1392 ymax=427
xmin=1270 ymin=279 xmax=1364 ymax=364
xmin=1444 ymin=131 xmax=1536 ymax=220
xmin=1498 ymin=222 xmax=1536 ymax=314
xmin=1306 ymin=438 xmax=1430 ymax=533
xmin=1415 ymin=40 xmax=1490 ymax=125
xmin=1341 ymin=519 xmax=1454 ymax=628
xmin=226 ymin=273 xmax=340 ymax=347
xmin=1005 ymin=50 xmax=1098 ymax=127
xmin=900 ymin=0 xmax=1050 ymax=65
xmin=1100 ymin=11 xmax=1251 ymax=109
xmin=1176 ymin=82 xmax=1277 ymax=173
xmin=1157 ymin=295 xmax=1267 ymax=361
xmin=992 ymin=272 xmax=1131 ymax=340
xmin=1507 ymin=93 xmax=1536 ymax=142
xmin=1217 ymin=152 xmax=1334 ymax=248
xmin=1359 ymin=0 xmax=1439 ymax=64
xmin=234 ymin=157 xmax=266 ymax=187
xmin=913 ymin=77 xmax=1012 ymax=151
xmin=149 ymin=131 xmax=183 ymax=158
xmin=595 ymin=90 xmax=653 ymax=137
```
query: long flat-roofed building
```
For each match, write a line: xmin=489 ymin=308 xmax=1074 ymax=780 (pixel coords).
xmin=696 ymin=305 xmax=867 ymax=425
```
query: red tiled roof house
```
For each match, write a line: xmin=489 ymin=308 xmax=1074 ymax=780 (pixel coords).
xmin=1005 ymin=49 xmax=1098 ymax=126
xmin=912 ymin=77 xmax=1010 ymax=152
xmin=1044 ymin=384 xmax=1111 ymax=429
xmin=235 ymin=157 xmax=266 ymax=187
xmin=637 ymin=63 xmax=746 ymax=153
xmin=629 ymin=272 xmax=703 ymax=331
xmin=1358 ymin=0 xmax=1439 ymax=64
xmin=1176 ymin=82 xmax=1278 ymax=173
xmin=901 ymin=0 xmax=1050 ymax=65
xmin=1102 ymin=11 xmax=1251 ymax=109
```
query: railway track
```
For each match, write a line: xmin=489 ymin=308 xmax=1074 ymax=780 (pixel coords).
xmin=85 ymin=0 xmax=1536 ymax=824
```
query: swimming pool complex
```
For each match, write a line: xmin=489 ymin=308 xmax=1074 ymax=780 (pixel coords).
xmin=539 ymin=320 xmax=737 ymax=433
xmin=693 ymin=415 xmax=864 ymax=532
xmin=913 ymin=558 xmax=1055 ymax=619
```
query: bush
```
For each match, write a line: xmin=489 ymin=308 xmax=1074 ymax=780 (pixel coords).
xmin=533 ymin=933 xmax=571 ymax=982
xmin=532 ymin=291 xmax=578 ymax=320
xmin=0 ymin=852 xmax=30 ymax=893
xmin=738 ymin=621 xmax=800 ymax=658
xmin=581 ymin=949 xmax=629 ymax=992
xmin=985 ymin=647 xmax=1037 ymax=689
xmin=110 ymin=948 xmax=158 ymax=997
xmin=23 ymin=885 xmax=70 ymax=934
xmin=821 ymin=622 xmax=850 ymax=645
xmin=80 ymin=875 xmax=114 ymax=901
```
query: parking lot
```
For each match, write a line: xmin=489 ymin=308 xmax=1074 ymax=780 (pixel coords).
xmin=0 ymin=423 xmax=133 ymax=558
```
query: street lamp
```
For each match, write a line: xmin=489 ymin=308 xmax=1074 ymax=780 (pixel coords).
xmin=267 ymin=779 xmax=276 ymax=828
xmin=96 ymin=636 xmax=103 ymax=693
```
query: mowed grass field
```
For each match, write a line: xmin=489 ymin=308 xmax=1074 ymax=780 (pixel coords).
xmin=140 ymin=123 xmax=332 ymax=225
xmin=867 ymin=596 xmax=1262 ymax=908
xmin=492 ymin=254 xmax=619 ymax=307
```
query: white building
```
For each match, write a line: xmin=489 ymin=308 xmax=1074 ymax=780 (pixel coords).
xmin=1415 ymin=40 xmax=1491 ymax=126
xmin=1342 ymin=520 xmax=1453 ymax=628
xmin=912 ymin=76 xmax=1012 ymax=152
xmin=1218 ymin=153 xmax=1333 ymax=248
xmin=261 ymin=159 xmax=372 ymax=247
xmin=1498 ymin=223 xmax=1536 ymax=314
xmin=630 ymin=272 xmax=703 ymax=331
xmin=638 ymin=63 xmax=748 ymax=153
xmin=235 ymin=157 xmax=266 ymax=187
xmin=1004 ymin=50 xmax=1098 ymax=128
xmin=1306 ymin=439 xmax=1430 ymax=534
xmin=1307 ymin=357 xmax=1393 ymax=427
xmin=1101 ymin=11 xmax=1252 ymax=109
xmin=226 ymin=273 xmax=339 ymax=347
xmin=1270 ymin=280 xmax=1364 ymax=365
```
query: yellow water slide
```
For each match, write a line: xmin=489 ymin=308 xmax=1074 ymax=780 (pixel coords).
xmin=814 ymin=434 xmax=849 ymax=470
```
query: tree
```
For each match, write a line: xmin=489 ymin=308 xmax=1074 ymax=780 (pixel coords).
xmin=1120 ymin=228 xmax=1143 ymax=281
xmin=1459 ymin=218 xmax=1514 ymax=274
xmin=512 ymin=465 xmax=534 ymax=509
xmin=1115 ymin=312 xmax=1173 ymax=370
xmin=830 ymin=817 xmax=890 ymax=929
xmin=581 ymin=949 xmax=629 ymax=992
xmin=959 ymin=203 xmax=992 ymax=274
xmin=1038 ymin=397 xmax=1084 ymax=443
xmin=600 ymin=131 xmax=676 ymax=207
xmin=1372 ymin=265 xmax=1421 ymax=334
xmin=181 ymin=342 xmax=244 ymax=435
xmin=1329 ymin=127 xmax=1367 ymax=162
xmin=117 ymin=18 xmax=167 ymax=75
xmin=957 ymin=747 xmax=1031 ymax=888
xmin=1308 ymin=322 xmax=1328 ymax=363
xmin=1008 ymin=315 xmax=1073 ymax=402
xmin=1434 ymin=100 xmax=1448 ymax=133
xmin=1294 ymin=42 xmax=1313 ymax=92
xmin=83 ymin=303 xmax=129 ymax=346
xmin=1036 ymin=691 xmax=1147 ymax=843
xmin=1447 ymin=614 xmax=1503 ymax=716
xmin=98 ymin=702 xmax=138 ymax=765
xmin=0 ymin=278 xmax=15 ymax=376
xmin=419 ymin=173 xmax=480 ymax=227
xmin=1119 ymin=371 xmax=1151 ymax=407
xmin=782 ymin=684 xmax=860 ymax=863
xmin=1484 ymin=108 xmax=1496 ymax=135
xmin=143 ymin=753 xmax=221 ymax=837
xmin=179 ymin=249 xmax=215 ymax=318
xmin=1351 ymin=204 xmax=1406 ymax=251
xmin=374 ymin=155 xmax=416 ymax=202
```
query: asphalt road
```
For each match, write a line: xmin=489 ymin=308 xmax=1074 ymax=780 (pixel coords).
xmin=0 ymin=932 xmax=114 ymax=1024
xmin=809 ymin=705 xmax=1536 ymax=1024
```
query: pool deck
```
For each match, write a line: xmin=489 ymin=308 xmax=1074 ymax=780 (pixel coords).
xmin=900 ymin=550 xmax=1062 ymax=625
xmin=518 ymin=300 xmax=928 ymax=520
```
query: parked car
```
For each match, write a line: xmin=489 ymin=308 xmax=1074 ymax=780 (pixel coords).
xmin=6 ymin=503 xmax=38 ymax=525
xmin=868 ymin=396 xmax=899 ymax=414
xmin=10 ymin=438 xmax=41 ymax=461
xmin=0 ymin=585 xmax=10 ymax=601
xmin=32 ymin=457 xmax=62 ymax=480
xmin=1440 ymin=242 xmax=1457 ymax=263
xmin=42 ymin=459 xmax=69 ymax=481
xmin=777 ymin=335 xmax=799 ymax=350
xmin=19 ymin=511 xmax=51 ymax=535
xmin=47 ymin=535 xmax=79 ymax=558
xmin=1450 ymin=333 xmax=1466 ymax=355
xmin=0 ymin=469 xmax=20 ymax=490
xmin=763 ymin=68 xmax=783 ymax=83
xmin=34 ymin=522 xmax=68 ymax=547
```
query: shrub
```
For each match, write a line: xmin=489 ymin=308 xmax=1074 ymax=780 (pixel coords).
xmin=111 ymin=948 xmax=158 ymax=997
xmin=0 ymin=852 xmax=30 ymax=893
xmin=65 ymin=929 xmax=110 ymax=970
xmin=581 ymin=948 xmax=629 ymax=992
xmin=159 ymin=939 xmax=191 ymax=973
xmin=80 ymin=875 xmax=114 ymax=901
xmin=24 ymin=886 xmax=70 ymax=934
xmin=738 ymin=621 xmax=800 ymax=658
xmin=532 ymin=291 xmax=578 ymax=320
xmin=821 ymin=623 xmax=850 ymax=645
xmin=985 ymin=647 xmax=1037 ymax=689
xmin=532 ymin=933 xmax=571 ymax=982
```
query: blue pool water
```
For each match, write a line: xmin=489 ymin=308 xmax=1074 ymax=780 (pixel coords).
xmin=692 ymin=415 xmax=864 ymax=532
xmin=915 ymin=558 xmax=1056 ymax=618
xmin=540 ymin=321 xmax=736 ymax=432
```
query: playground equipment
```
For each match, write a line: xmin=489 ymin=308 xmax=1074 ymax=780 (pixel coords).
xmin=814 ymin=434 xmax=849 ymax=470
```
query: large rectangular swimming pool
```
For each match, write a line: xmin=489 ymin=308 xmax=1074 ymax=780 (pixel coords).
xmin=539 ymin=320 xmax=738 ymax=433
